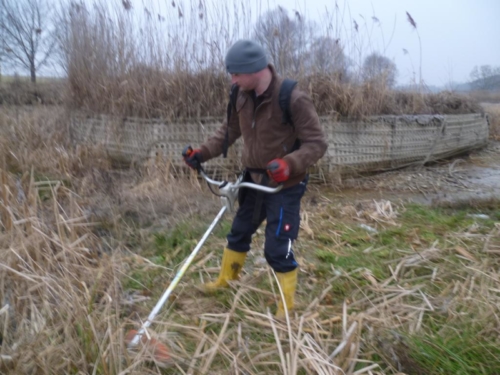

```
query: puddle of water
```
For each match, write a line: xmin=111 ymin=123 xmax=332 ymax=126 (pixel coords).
xmin=428 ymin=165 xmax=500 ymax=206
xmin=331 ymin=181 xmax=499 ymax=207
xmin=463 ymin=166 xmax=500 ymax=190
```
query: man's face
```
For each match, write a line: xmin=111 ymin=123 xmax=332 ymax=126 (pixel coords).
xmin=231 ymin=73 xmax=257 ymax=91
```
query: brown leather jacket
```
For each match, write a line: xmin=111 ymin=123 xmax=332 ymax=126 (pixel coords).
xmin=199 ymin=65 xmax=327 ymax=188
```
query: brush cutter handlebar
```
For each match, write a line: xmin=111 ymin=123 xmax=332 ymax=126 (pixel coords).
xmin=199 ymin=169 xmax=282 ymax=213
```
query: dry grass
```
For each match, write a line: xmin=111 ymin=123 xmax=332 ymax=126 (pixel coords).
xmin=0 ymin=107 xmax=123 ymax=372
xmin=0 ymin=79 xmax=65 ymax=106
xmin=0 ymin=106 xmax=223 ymax=374
xmin=1 ymin=107 xmax=499 ymax=374
xmin=468 ymin=90 xmax=500 ymax=104
xmin=481 ymin=102 xmax=500 ymax=139
xmin=0 ymin=170 xmax=125 ymax=374
xmin=0 ymin=106 xmax=110 ymax=178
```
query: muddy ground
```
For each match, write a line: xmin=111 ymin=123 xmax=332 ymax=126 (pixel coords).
xmin=89 ymin=139 xmax=500 ymax=236
xmin=327 ymin=140 xmax=500 ymax=208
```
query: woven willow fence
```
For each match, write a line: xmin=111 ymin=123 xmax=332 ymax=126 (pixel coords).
xmin=70 ymin=112 xmax=489 ymax=180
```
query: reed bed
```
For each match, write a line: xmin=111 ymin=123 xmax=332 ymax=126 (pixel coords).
xmin=54 ymin=0 xmax=482 ymax=119
xmin=0 ymin=167 xmax=125 ymax=374
xmin=0 ymin=79 xmax=65 ymax=106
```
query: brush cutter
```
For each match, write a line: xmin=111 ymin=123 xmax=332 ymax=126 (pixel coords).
xmin=125 ymin=147 xmax=282 ymax=364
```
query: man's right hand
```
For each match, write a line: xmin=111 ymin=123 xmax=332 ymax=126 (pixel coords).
xmin=182 ymin=145 xmax=203 ymax=170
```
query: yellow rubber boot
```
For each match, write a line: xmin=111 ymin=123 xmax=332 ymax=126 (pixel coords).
xmin=204 ymin=248 xmax=246 ymax=292
xmin=275 ymin=268 xmax=298 ymax=319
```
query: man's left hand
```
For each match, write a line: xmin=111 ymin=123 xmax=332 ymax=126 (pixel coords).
xmin=266 ymin=159 xmax=290 ymax=183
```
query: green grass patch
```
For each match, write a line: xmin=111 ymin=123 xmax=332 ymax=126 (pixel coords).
xmin=379 ymin=204 xmax=473 ymax=246
xmin=314 ymin=203 xmax=488 ymax=268
xmin=404 ymin=328 xmax=500 ymax=375
xmin=152 ymin=217 xmax=231 ymax=263
xmin=123 ymin=216 xmax=231 ymax=292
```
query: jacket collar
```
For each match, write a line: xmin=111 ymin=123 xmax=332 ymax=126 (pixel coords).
xmin=260 ymin=64 xmax=279 ymax=99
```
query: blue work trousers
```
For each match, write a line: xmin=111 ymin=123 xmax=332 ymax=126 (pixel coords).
xmin=226 ymin=177 xmax=308 ymax=273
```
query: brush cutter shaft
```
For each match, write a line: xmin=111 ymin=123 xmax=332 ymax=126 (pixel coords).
xmin=130 ymin=205 xmax=227 ymax=347
xmin=129 ymin=168 xmax=281 ymax=348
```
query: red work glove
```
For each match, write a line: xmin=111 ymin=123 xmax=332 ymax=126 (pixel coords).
xmin=182 ymin=145 xmax=203 ymax=170
xmin=266 ymin=158 xmax=290 ymax=183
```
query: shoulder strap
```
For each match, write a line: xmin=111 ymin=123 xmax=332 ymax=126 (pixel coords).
xmin=279 ymin=78 xmax=297 ymax=126
xmin=223 ymin=84 xmax=239 ymax=158
xmin=229 ymin=83 xmax=239 ymax=110
xmin=279 ymin=79 xmax=301 ymax=153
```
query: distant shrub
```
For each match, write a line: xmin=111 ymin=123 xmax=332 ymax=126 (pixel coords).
xmin=0 ymin=79 xmax=65 ymax=106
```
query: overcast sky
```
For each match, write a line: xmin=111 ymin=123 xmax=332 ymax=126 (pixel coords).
xmin=270 ymin=0 xmax=500 ymax=86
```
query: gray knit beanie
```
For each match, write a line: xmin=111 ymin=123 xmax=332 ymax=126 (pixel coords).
xmin=225 ymin=40 xmax=268 ymax=74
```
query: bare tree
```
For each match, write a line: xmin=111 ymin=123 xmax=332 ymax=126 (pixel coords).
xmin=308 ymin=36 xmax=348 ymax=78
xmin=362 ymin=52 xmax=397 ymax=87
xmin=469 ymin=65 xmax=500 ymax=90
xmin=253 ymin=7 xmax=313 ymax=76
xmin=0 ymin=0 xmax=56 ymax=83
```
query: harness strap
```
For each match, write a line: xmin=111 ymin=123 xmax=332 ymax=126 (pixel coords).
xmin=239 ymin=168 xmax=269 ymax=226
xmin=252 ymin=173 xmax=269 ymax=226
xmin=279 ymin=79 xmax=297 ymax=126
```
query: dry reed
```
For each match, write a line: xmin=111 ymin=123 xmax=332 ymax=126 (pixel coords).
xmin=54 ymin=0 xmax=482 ymax=120
xmin=482 ymin=103 xmax=500 ymax=139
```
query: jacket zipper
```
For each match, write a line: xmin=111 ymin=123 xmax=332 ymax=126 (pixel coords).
xmin=252 ymin=98 xmax=270 ymax=129
xmin=251 ymin=104 xmax=260 ymax=128
xmin=250 ymin=99 xmax=268 ymax=168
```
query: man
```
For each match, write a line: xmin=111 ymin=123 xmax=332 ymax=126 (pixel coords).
xmin=183 ymin=39 xmax=327 ymax=318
